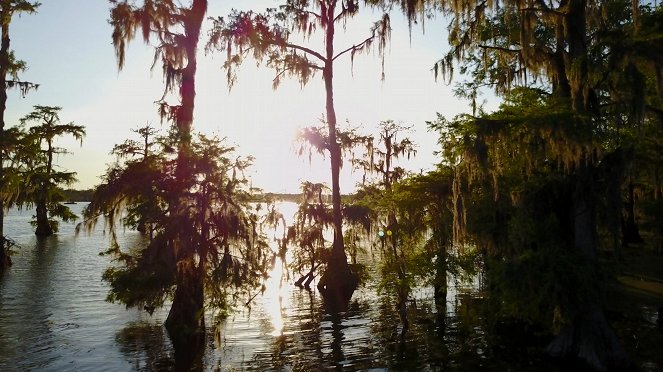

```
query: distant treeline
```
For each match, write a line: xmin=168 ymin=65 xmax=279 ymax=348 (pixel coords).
xmin=62 ymin=189 xmax=94 ymax=202
xmin=62 ymin=190 xmax=352 ymax=204
xmin=258 ymin=193 xmax=303 ymax=203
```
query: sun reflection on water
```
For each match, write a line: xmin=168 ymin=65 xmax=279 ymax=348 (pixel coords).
xmin=262 ymin=257 xmax=290 ymax=337
xmin=259 ymin=201 xmax=299 ymax=337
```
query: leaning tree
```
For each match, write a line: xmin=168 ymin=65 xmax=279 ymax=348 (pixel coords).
xmin=207 ymin=0 xmax=391 ymax=303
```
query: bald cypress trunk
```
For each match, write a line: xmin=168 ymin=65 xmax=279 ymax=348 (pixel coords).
xmin=316 ymin=1 xmax=358 ymax=305
xmin=546 ymin=164 xmax=631 ymax=371
xmin=34 ymin=198 xmax=52 ymax=237
xmin=540 ymin=0 xmax=631 ymax=367
xmin=163 ymin=0 xmax=207 ymax=346
xmin=165 ymin=257 xmax=205 ymax=349
xmin=35 ymin=139 xmax=54 ymax=237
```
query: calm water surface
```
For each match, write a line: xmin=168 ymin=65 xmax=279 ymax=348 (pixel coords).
xmin=0 ymin=203 xmax=564 ymax=371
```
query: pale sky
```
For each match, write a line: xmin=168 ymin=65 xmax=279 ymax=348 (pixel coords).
xmin=6 ymin=1 xmax=487 ymax=193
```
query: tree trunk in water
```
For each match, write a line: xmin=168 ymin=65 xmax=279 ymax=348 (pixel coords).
xmin=164 ymin=0 xmax=207 ymax=348
xmin=318 ymin=248 xmax=357 ymax=310
xmin=34 ymin=198 xmax=53 ymax=237
xmin=622 ymin=178 xmax=642 ymax=246
xmin=434 ymin=243 xmax=448 ymax=310
xmin=0 ymin=237 xmax=9 ymax=272
xmin=317 ymin=2 xmax=357 ymax=306
xmin=165 ymin=259 xmax=205 ymax=350
xmin=546 ymin=302 xmax=631 ymax=371
xmin=546 ymin=165 xmax=631 ymax=371
xmin=434 ymin=237 xmax=448 ymax=337
xmin=388 ymin=211 xmax=408 ymax=329
xmin=545 ymin=1 xmax=631 ymax=365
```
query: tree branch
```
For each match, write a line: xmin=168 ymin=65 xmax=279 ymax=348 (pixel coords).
xmin=478 ymin=44 xmax=521 ymax=54
xmin=272 ymin=63 xmax=323 ymax=84
xmin=289 ymin=6 xmax=322 ymax=20
xmin=284 ymin=42 xmax=327 ymax=63
xmin=520 ymin=6 xmax=564 ymax=16
xmin=333 ymin=8 xmax=347 ymax=24
xmin=332 ymin=35 xmax=374 ymax=61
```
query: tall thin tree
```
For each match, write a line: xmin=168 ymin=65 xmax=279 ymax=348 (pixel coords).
xmin=208 ymin=0 xmax=391 ymax=302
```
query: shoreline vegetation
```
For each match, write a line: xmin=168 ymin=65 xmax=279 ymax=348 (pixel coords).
xmin=62 ymin=189 xmax=351 ymax=204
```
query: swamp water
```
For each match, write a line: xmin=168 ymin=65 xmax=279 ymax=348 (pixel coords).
xmin=0 ymin=202 xmax=628 ymax=371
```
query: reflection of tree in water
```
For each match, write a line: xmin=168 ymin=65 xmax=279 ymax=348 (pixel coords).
xmin=370 ymin=293 xmax=423 ymax=370
xmin=245 ymin=283 xmax=495 ymax=370
xmin=248 ymin=289 xmax=323 ymax=370
xmin=115 ymin=321 xmax=205 ymax=371
xmin=14 ymin=237 xmax=61 ymax=368
xmin=368 ymin=289 xmax=497 ymax=371
xmin=110 ymin=281 xmax=560 ymax=371
xmin=108 ymin=269 xmax=559 ymax=371
xmin=248 ymin=289 xmax=384 ymax=370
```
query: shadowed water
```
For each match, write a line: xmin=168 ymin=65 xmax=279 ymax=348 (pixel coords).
xmin=0 ymin=203 xmax=598 ymax=371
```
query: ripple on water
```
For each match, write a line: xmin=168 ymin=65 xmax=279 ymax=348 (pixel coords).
xmin=3 ymin=203 xmax=640 ymax=371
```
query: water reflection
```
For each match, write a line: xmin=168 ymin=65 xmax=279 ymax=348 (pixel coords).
xmin=263 ymin=259 xmax=287 ymax=337
xmin=115 ymin=322 xmax=175 ymax=371
xmin=105 ymin=270 xmax=517 ymax=371
xmin=1 ymin=203 xmax=573 ymax=370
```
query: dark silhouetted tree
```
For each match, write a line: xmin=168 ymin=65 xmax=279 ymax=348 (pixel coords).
xmin=0 ymin=0 xmax=39 ymax=270
xmin=82 ymin=130 xmax=271 ymax=360
xmin=106 ymin=0 xmax=210 ymax=347
xmin=370 ymin=0 xmax=663 ymax=368
xmin=109 ymin=123 xmax=159 ymax=234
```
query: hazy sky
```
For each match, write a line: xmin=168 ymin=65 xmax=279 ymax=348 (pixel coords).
xmin=6 ymin=1 xmax=488 ymax=193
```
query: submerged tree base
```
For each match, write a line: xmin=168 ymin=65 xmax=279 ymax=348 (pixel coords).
xmin=1 ymin=237 xmax=14 ymax=272
xmin=168 ymin=328 xmax=205 ymax=371
xmin=317 ymin=254 xmax=359 ymax=312
xmin=546 ymin=304 xmax=633 ymax=371
xmin=164 ymin=262 xmax=205 ymax=352
xmin=34 ymin=227 xmax=54 ymax=238
xmin=0 ymin=251 xmax=10 ymax=272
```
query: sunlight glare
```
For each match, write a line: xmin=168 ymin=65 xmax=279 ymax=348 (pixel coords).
xmin=262 ymin=257 xmax=289 ymax=337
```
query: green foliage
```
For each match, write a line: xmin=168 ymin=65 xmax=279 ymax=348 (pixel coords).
xmin=346 ymin=121 xmax=480 ymax=326
xmin=429 ymin=90 xmax=604 ymax=321
xmin=82 ymin=128 xmax=271 ymax=315
xmin=102 ymin=253 xmax=174 ymax=311
xmin=4 ymin=105 xmax=86 ymax=235
xmin=485 ymin=246 xmax=602 ymax=332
